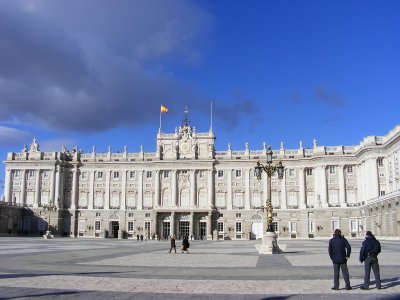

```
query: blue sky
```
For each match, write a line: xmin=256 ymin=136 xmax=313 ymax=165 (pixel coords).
xmin=1 ymin=0 xmax=399 ymax=195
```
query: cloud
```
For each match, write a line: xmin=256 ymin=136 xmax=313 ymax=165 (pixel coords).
xmin=0 ymin=126 xmax=32 ymax=148
xmin=214 ymin=94 xmax=257 ymax=130
xmin=0 ymin=0 xmax=212 ymax=133
xmin=315 ymin=85 xmax=346 ymax=108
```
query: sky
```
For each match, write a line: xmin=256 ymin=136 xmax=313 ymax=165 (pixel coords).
xmin=1 ymin=0 xmax=399 ymax=195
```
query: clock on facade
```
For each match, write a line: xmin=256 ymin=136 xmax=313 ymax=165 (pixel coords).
xmin=180 ymin=142 xmax=190 ymax=154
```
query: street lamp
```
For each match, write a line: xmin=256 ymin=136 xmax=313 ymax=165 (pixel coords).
xmin=254 ymin=146 xmax=285 ymax=254
xmin=43 ymin=199 xmax=57 ymax=239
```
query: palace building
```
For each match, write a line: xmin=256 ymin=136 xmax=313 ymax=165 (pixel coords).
xmin=1 ymin=113 xmax=400 ymax=240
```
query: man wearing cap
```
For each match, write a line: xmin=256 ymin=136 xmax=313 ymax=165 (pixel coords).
xmin=328 ymin=229 xmax=352 ymax=290
xmin=359 ymin=231 xmax=381 ymax=290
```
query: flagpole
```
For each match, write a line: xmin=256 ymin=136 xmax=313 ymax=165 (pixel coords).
xmin=159 ymin=105 xmax=162 ymax=131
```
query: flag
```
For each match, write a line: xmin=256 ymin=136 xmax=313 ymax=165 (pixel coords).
xmin=160 ymin=105 xmax=168 ymax=113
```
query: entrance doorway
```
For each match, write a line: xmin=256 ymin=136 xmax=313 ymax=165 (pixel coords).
xmin=251 ymin=222 xmax=263 ymax=240
xmin=163 ymin=221 xmax=170 ymax=239
xmin=110 ymin=221 xmax=119 ymax=238
xmin=178 ymin=221 xmax=190 ymax=239
xmin=199 ymin=222 xmax=206 ymax=240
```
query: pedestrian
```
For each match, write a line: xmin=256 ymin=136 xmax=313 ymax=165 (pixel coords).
xmin=137 ymin=234 xmax=139 ymax=241
xmin=359 ymin=231 xmax=381 ymax=290
xmin=181 ymin=236 xmax=190 ymax=253
xmin=190 ymin=234 xmax=193 ymax=240
xmin=328 ymin=229 xmax=352 ymax=290
xmin=140 ymin=234 xmax=143 ymax=241
xmin=169 ymin=235 xmax=176 ymax=253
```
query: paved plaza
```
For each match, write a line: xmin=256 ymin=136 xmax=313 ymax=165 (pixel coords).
xmin=0 ymin=237 xmax=399 ymax=299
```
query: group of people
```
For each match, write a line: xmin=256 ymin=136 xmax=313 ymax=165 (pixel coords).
xmin=329 ymin=229 xmax=381 ymax=290
xmin=169 ymin=235 xmax=190 ymax=254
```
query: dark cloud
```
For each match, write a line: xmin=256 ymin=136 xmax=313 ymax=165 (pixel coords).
xmin=214 ymin=95 xmax=257 ymax=130
xmin=0 ymin=0 xmax=213 ymax=132
xmin=315 ymin=85 xmax=346 ymax=108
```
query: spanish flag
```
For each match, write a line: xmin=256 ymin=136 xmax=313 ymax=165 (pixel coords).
xmin=160 ymin=105 xmax=168 ymax=113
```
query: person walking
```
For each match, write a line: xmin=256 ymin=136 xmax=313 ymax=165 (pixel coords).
xmin=181 ymin=236 xmax=190 ymax=253
xmin=169 ymin=235 xmax=176 ymax=253
xmin=328 ymin=229 xmax=352 ymax=290
xmin=359 ymin=231 xmax=381 ymax=290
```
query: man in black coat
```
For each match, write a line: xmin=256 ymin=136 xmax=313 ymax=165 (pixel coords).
xmin=359 ymin=231 xmax=381 ymax=290
xmin=328 ymin=229 xmax=352 ymax=290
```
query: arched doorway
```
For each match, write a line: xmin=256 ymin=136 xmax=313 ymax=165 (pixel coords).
xmin=109 ymin=213 xmax=120 ymax=238
xmin=251 ymin=214 xmax=263 ymax=240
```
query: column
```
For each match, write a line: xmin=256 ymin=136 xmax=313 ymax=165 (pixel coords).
xmin=207 ymin=170 xmax=214 ymax=207
xmin=189 ymin=212 xmax=194 ymax=238
xmin=154 ymin=170 xmax=160 ymax=207
xmin=34 ymin=169 xmax=40 ymax=208
xmin=20 ymin=169 xmax=26 ymax=205
xmin=121 ymin=170 xmax=127 ymax=210
xmin=227 ymin=169 xmax=232 ymax=210
xmin=245 ymin=169 xmax=250 ymax=210
xmin=71 ymin=166 xmax=78 ymax=210
xmin=356 ymin=164 xmax=362 ymax=204
xmin=104 ymin=170 xmax=110 ymax=210
xmin=207 ymin=211 xmax=212 ymax=239
xmin=315 ymin=166 xmax=328 ymax=207
xmin=4 ymin=168 xmax=12 ymax=203
xmin=298 ymin=167 xmax=306 ymax=209
xmin=138 ymin=170 xmax=143 ymax=210
xmin=50 ymin=169 xmax=55 ymax=206
xmin=280 ymin=170 xmax=287 ymax=209
xmin=172 ymin=170 xmax=177 ymax=206
xmin=170 ymin=212 xmax=175 ymax=237
xmin=370 ymin=158 xmax=379 ymax=199
xmin=190 ymin=170 xmax=196 ymax=207
xmin=88 ymin=171 xmax=94 ymax=209
xmin=54 ymin=166 xmax=61 ymax=208
xmin=338 ymin=165 xmax=347 ymax=207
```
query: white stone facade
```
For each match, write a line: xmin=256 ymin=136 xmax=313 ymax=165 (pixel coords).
xmin=2 ymin=121 xmax=400 ymax=239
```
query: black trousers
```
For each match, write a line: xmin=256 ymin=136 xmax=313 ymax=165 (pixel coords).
xmin=169 ymin=246 xmax=176 ymax=253
xmin=363 ymin=256 xmax=381 ymax=288
xmin=332 ymin=263 xmax=350 ymax=288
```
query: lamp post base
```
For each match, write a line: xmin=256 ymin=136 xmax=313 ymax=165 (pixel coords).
xmin=255 ymin=231 xmax=284 ymax=254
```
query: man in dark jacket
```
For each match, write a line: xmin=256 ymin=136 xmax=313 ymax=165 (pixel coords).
xmin=169 ymin=235 xmax=176 ymax=253
xmin=328 ymin=229 xmax=352 ymax=290
xmin=359 ymin=231 xmax=381 ymax=290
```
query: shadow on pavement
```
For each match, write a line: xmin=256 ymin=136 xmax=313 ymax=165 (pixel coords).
xmin=0 ymin=270 xmax=134 ymax=279
xmin=1 ymin=290 xmax=79 ymax=299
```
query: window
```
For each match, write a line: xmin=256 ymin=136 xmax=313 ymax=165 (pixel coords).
xmin=128 ymin=213 xmax=134 ymax=217
xmin=81 ymin=172 xmax=88 ymax=180
xmin=289 ymin=169 xmax=295 ymax=177
xmin=113 ymin=171 xmax=119 ymax=179
xmin=97 ymin=172 xmax=103 ymax=180
xmin=29 ymin=170 xmax=35 ymax=178
xmin=127 ymin=221 xmax=134 ymax=232
xmin=145 ymin=213 xmax=151 ymax=218
xmin=332 ymin=220 xmax=339 ymax=231
xmin=350 ymin=220 xmax=358 ymax=232
xmin=306 ymin=169 xmax=313 ymax=176
xmin=235 ymin=170 xmax=242 ymax=178
xmin=146 ymin=171 xmax=152 ymax=179
xmin=236 ymin=213 xmax=241 ymax=218
xmin=217 ymin=222 xmax=224 ymax=233
xmin=347 ymin=166 xmax=353 ymax=174
xmin=219 ymin=213 xmax=224 ymax=218
xmin=78 ymin=220 xmax=86 ymax=232
xmin=217 ymin=170 xmax=224 ymax=178
xmin=43 ymin=170 xmax=49 ymax=178
xmin=164 ymin=171 xmax=170 ymax=178
xmin=329 ymin=166 xmax=336 ymax=175
xmin=235 ymin=222 xmax=242 ymax=233
xmin=14 ymin=170 xmax=21 ymax=178
xmin=95 ymin=212 xmax=101 ymax=217
xmin=309 ymin=221 xmax=315 ymax=233
xmin=199 ymin=170 xmax=205 ymax=178
xmin=144 ymin=221 xmax=151 ymax=233
xmin=377 ymin=158 xmax=384 ymax=167
xmin=290 ymin=222 xmax=297 ymax=233
xmin=129 ymin=171 xmax=136 ymax=179
xmin=272 ymin=222 xmax=278 ymax=232
xmin=380 ymin=190 xmax=386 ymax=196
xmin=95 ymin=220 xmax=101 ymax=231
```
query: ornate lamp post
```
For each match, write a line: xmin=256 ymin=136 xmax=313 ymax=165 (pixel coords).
xmin=43 ymin=199 xmax=57 ymax=239
xmin=254 ymin=146 xmax=285 ymax=254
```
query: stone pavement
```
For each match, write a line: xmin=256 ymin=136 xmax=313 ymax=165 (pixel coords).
xmin=0 ymin=237 xmax=399 ymax=299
